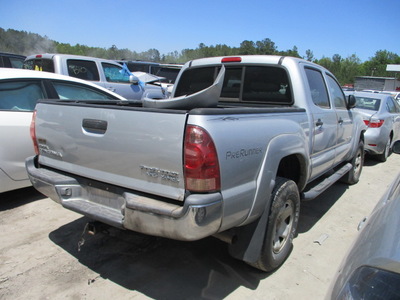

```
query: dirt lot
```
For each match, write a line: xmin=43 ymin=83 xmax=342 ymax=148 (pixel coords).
xmin=1 ymin=154 xmax=400 ymax=300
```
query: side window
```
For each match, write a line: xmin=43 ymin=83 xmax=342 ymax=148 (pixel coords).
xmin=1 ymin=57 xmax=11 ymax=68
xmin=305 ymin=68 xmax=330 ymax=108
xmin=327 ymin=75 xmax=346 ymax=109
xmin=67 ymin=60 xmax=100 ymax=81
xmin=52 ymin=81 xmax=119 ymax=100
xmin=386 ymin=97 xmax=396 ymax=113
xmin=0 ymin=80 xmax=45 ymax=111
xmin=10 ymin=57 xmax=25 ymax=68
xmin=102 ymin=63 xmax=130 ymax=83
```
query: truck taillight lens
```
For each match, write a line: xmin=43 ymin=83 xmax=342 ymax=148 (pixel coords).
xmin=221 ymin=57 xmax=242 ymax=63
xmin=30 ymin=110 xmax=39 ymax=155
xmin=184 ymin=125 xmax=220 ymax=192
xmin=364 ymin=119 xmax=384 ymax=128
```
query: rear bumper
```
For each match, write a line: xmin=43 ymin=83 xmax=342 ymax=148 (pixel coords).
xmin=364 ymin=128 xmax=387 ymax=155
xmin=26 ymin=156 xmax=223 ymax=241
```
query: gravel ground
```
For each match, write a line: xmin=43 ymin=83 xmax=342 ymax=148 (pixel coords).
xmin=1 ymin=154 xmax=400 ymax=300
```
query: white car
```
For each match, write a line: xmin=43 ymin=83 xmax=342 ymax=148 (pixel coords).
xmin=0 ymin=68 xmax=126 ymax=193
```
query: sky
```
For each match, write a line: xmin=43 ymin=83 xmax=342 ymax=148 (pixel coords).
xmin=1 ymin=0 xmax=399 ymax=62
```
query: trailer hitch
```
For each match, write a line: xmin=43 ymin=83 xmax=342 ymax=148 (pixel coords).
xmin=77 ymin=221 xmax=102 ymax=252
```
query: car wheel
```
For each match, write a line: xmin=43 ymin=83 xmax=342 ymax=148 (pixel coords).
xmin=376 ymin=138 xmax=391 ymax=162
xmin=248 ymin=177 xmax=300 ymax=272
xmin=341 ymin=140 xmax=364 ymax=185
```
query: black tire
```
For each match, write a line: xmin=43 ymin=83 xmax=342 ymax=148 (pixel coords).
xmin=341 ymin=140 xmax=364 ymax=185
xmin=376 ymin=137 xmax=391 ymax=162
xmin=249 ymin=177 xmax=300 ymax=272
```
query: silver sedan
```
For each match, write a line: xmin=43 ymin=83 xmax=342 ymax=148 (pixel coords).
xmin=0 ymin=68 xmax=125 ymax=193
xmin=352 ymin=91 xmax=400 ymax=162
xmin=327 ymin=141 xmax=400 ymax=299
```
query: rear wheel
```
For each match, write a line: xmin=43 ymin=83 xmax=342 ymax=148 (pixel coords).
xmin=376 ymin=138 xmax=391 ymax=162
xmin=248 ymin=177 xmax=300 ymax=272
xmin=341 ymin=140 xmax=364 ymax=185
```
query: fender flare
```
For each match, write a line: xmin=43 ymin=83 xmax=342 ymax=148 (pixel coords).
xmin=229 ymin=133 xmax=309 ymax=264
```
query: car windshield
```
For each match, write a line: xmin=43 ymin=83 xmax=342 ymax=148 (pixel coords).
xmin=355 ymin=97 xmax=381 ymax=111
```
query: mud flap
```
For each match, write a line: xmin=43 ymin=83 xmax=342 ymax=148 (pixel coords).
xmin=228 ymin=206 xmax=270 ymax=264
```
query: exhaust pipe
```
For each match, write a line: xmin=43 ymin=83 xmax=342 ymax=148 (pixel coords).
xmin=213 ymin=231 xmax=237 ymax=244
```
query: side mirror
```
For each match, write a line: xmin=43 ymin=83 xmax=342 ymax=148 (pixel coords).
xmin=129 ymin=75 xmax=139 ymax=85
xmin=393 ymin=141 xmax=400 ymax=154
xmin=347 ymin=95 xmax=356 ymax=109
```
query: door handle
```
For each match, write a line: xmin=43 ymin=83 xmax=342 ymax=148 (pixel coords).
xmin=82 ymin=119 xmax=108 ymax=134
xmin=316 ymin=119 xmax=323 ymax=127
xmin=338 ymin=117 xmax=343 ymax=125
xmin=107 ymin=87 xmax=116 ymax=92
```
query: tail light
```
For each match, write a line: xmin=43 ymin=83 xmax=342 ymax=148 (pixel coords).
xmin=30 ymin=110 xmax=39 ymax=155
xmin=364 ymin=119 xmax=384 ymax=128
xmin=221 ymin=57 xmax=242 ymax=63
xmin=184 ymin=125 xmax=220 ymax=192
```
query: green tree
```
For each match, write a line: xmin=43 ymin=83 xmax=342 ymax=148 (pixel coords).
xmin=360 ymin=50 xmax=400 ymax=77
xmin=239 ymin=40 xmax=256 ymax=55
xmin=305 ymin=49 xmax=314 ymax=62
xmin=339 ymin=54 xmax=361 ymax=84
xmin=255 ymin=38 xmax=277 ymax=55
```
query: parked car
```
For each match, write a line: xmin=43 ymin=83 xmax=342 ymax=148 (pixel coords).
xmin=115 ymin=61 xmax=183 ymax=97
xmin=153 ymin=64 xmax=183 ymax=96
xmin=24 ymin=54 xmax=165 ymax=100
xmin=382 ymin=91 xmax=400 ymax=103
xmin=0 ymin=68 xmax=125 ymax=193
xmin=116 ymin=60 xmax=160 ymax=74
xmin=327 ymin=141 xmax=400 ymax=300
xmin=0 ymin=52 xmax=26 ymax=68
xmin=155 ymin=64 xmax=182 ymax=84
xmin=352 ymin=91 xmax=400 ymax=161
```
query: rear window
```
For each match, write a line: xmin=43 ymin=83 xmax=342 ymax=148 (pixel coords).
xmin=174 ymin=65 xmax=292 ymax=105
xmin=156 ymin=68 xmax=180 ymax=83
xmin=174 ymin=67 xmax=216 ymax=96
xmin=126 ymin=62 xmax=160 ymax=74
xmin=24 ymin=58 xmax=55 ymax=73
xmin=355 ymin=97 xmax=381 ymax=111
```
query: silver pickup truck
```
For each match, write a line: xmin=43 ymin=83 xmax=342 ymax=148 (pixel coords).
xmin=26 ymin=55 xmax=366 ymax=272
